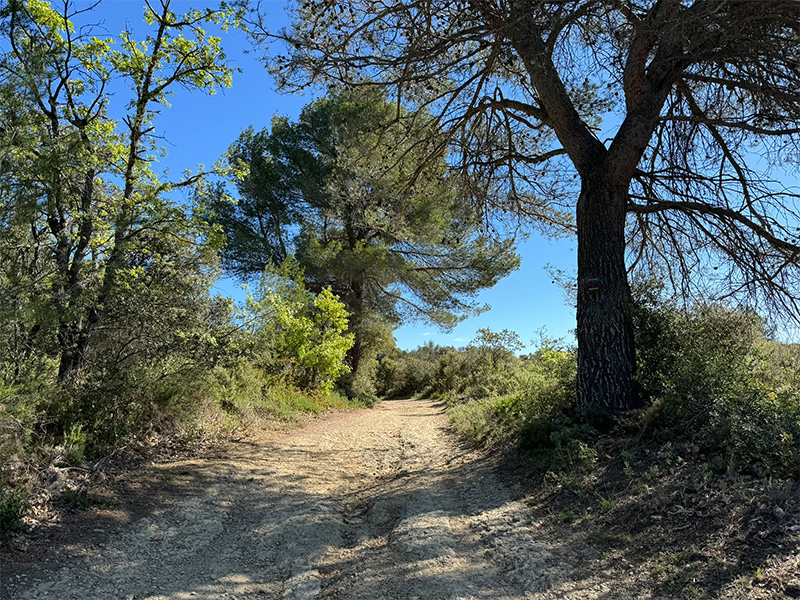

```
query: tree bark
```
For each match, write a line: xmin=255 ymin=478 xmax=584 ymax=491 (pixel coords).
xmin=345 ymin=277 xmax=365 ymax=383
xmin=576 ymin=169 xmax=640 ymax=417
xmin=346 ymin=334 xmax=362 ymax=381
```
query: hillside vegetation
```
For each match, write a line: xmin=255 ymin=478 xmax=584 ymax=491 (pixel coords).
xmin=0 ymin=256 xmax=366 ymax=536
xmin=0 ymin=0 xmax=364 ymax=539
xmin=385 ymin=295 xmax=800 ymax=479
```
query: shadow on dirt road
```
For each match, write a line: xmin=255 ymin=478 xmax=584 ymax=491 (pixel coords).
xmin=1 ymin=399 xmax=635 ymax=600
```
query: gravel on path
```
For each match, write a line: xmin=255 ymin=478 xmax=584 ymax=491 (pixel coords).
xmin=1 ymin=399 xmax=646 ymax=600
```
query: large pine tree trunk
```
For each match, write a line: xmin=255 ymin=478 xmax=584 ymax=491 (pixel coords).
xmin=347 ymin=335 xmax=362 ymax=380
xmin=344 ymin=273 xmax=365 ymax=395
xmin=576 ymin=173 xmax=640 ymax=417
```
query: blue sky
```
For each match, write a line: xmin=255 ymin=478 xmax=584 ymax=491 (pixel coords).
xmin=78 ymin=0 xmax=578 ymax=351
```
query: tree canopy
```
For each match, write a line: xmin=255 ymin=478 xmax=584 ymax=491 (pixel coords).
xmin=206 ymin=87 xmax=519 ymax=381
xmin=0 ymin=0 xmax=243 ymax=381
xmin=257 ymin=0 xmax=800 ymax=415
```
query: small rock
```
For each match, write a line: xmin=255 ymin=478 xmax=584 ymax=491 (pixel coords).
xmin=788 ymin=524 xmax=800 ymax=532
xmin=774 ymin=507 xmax=786 ymax=519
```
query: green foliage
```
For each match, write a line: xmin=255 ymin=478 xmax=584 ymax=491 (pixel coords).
xmin=442 ymin=292 xmax=800 ymax=479
xmin=0 ymin=0 xmax=242 ymax=386
xmin=375 ymin=342 xmax=448 ymax=399
xmin=0 ymin=484 xmax=29 ymax=534
xmin=63 ymin=424 xmax=87 ymax=466
xmin=245 ymin=259 xmax=354 ymax=392
xmin=446 ymin=339 xmax=578 ymax=447
xmin=447 ymin=289 xmax=800 ymax=479
xmin=551 ymin=431 xmax=598 ymax=472
xmin=514 ymin=344 xmax=578 ymax=446
xmin=0 ymin=2 xmax=367 ymax=504
xmin=448 ymin=400 xmax=495 ymax=444
xmin=185 ymin=357 xmax=362 ymax=434
xmin=621 ymin=450 xmax=635 ymax=477
xmin=205 ymin=87 xmax=519 ymax=387
xmin=0 ymin=382 xmax=40 ymax=462
xmin=634 ymin=287 xmax=800 ymax=475
xmin=408 ymin=329 xmax=529 ymax=403
xmin=0 ymin=0 xmax=244 ymax=450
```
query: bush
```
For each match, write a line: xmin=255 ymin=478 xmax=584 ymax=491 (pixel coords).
xmin=375 ymin=342 xmax=452 ymax=398
xmin=428 ymin=334 xmax=529 ymax=403
xmin=448 ymin=399 xmax=492 ymax=443
xmin=633 ymin=289 xmax=800 ymax=475
xmin=0 ymin=382 xmax=40 ymax=465
xmin=443 ymin=286 xmax=800 ymax=480
xmin=704 ymin=389 xmax=800 ymax=474
xmin=0 ymin=484 xmax=29 ymax=536
xmin=189 ymin=357 xmax=364 ymax=431
xmin=515 ymin=345 xmax=577 ymax=447
xmin=246 ymin=260 xmax=354 ymax=393
xmin=376 ymin=329 xmax=531 ymax=403
xmin=447 ymin=343 xmax=577 ymax=448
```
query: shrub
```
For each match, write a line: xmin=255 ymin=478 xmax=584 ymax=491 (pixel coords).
xmin=375 ymin=342 xmax=448 ymax=398
xmin=192 ymin=355 xmax=368 ymax=430
xmin=443 ymin=285 xmax=800 ymax=480
xmin=447 ymin=343 xmax=578 ymax=448
xmin=430 ymin=342 xmax=528 ymax=403
xmin=377 ymin=329 xmax=533 ymax=403
xmin=704 ymin=389 xmax=800 ymax=474
xmin=448 ymin=399 xmax=495 ymax=444
xmin=246 ymin=259 xmax=354 ymax=393
xmin=633 ymin=288 xmax=800 ymax=475
xmin=0 ymin=484 xmax=29 ymax=535
xmin=0 ymin=382 xmax=40 ymax=466
xmin=63 ymin=424 xmax=87 ymax=466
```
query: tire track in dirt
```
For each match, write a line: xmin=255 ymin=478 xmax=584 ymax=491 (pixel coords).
xmin=1 ymin=399 xmax=644 ymax=600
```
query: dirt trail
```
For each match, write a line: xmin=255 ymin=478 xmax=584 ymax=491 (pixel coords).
xmin=1 ymin=399 xmax=640 ymax=600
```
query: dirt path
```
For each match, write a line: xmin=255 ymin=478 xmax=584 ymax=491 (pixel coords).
xmin=1 ymin=399 xmax=635 ymax=600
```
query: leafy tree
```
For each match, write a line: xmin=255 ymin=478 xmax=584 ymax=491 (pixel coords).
xmin=256 ymin=0 xmax=800 ymax=416
xmin=245 ymin=259 xmax=354 ymax=392
xmin=206 ymin=87 xmax=519 ymax=379
xmin=0 ymin=0 xmax=242 ymax=382
xmin=472 ymin=327 xmax=524 ymax=368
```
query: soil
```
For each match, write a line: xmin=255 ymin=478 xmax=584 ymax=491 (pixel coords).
xmin=0 ymin=399 xmax=648 ymax=600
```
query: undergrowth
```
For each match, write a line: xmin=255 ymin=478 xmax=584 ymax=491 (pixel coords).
xmin=0 ymin=356 xmax=366 ymax=539
xmin=0 ymin=261 xmax=364 ymax=539
xmin=440 ymin=298 xmax=800 ymax=480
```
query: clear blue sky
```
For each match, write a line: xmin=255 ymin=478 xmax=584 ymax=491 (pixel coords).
xmin=79 ymin=0 xmax=578 ymax=351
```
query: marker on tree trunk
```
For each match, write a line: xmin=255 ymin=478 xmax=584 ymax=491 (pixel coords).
xmin=586 ymin=278 xmax=600 ymax=291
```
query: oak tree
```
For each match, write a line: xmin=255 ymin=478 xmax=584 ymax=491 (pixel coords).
xmin=0 ymin=0 xmax=242 ymax=381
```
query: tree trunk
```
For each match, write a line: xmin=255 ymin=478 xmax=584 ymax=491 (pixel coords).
xmin=57 ymin=325 xmax=81 ymax=382
xmin=347 ymin=334 xmax=362 ymax=380
xmin=345 ymin=278 xmax=364 ymax=383
xmin=57 ymin=318 xmax=94 ymax=383
xmin=54 ymin=170 xmax=97 ymax=383
xmin=576 ymin=172 xmax=640 ymax=417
